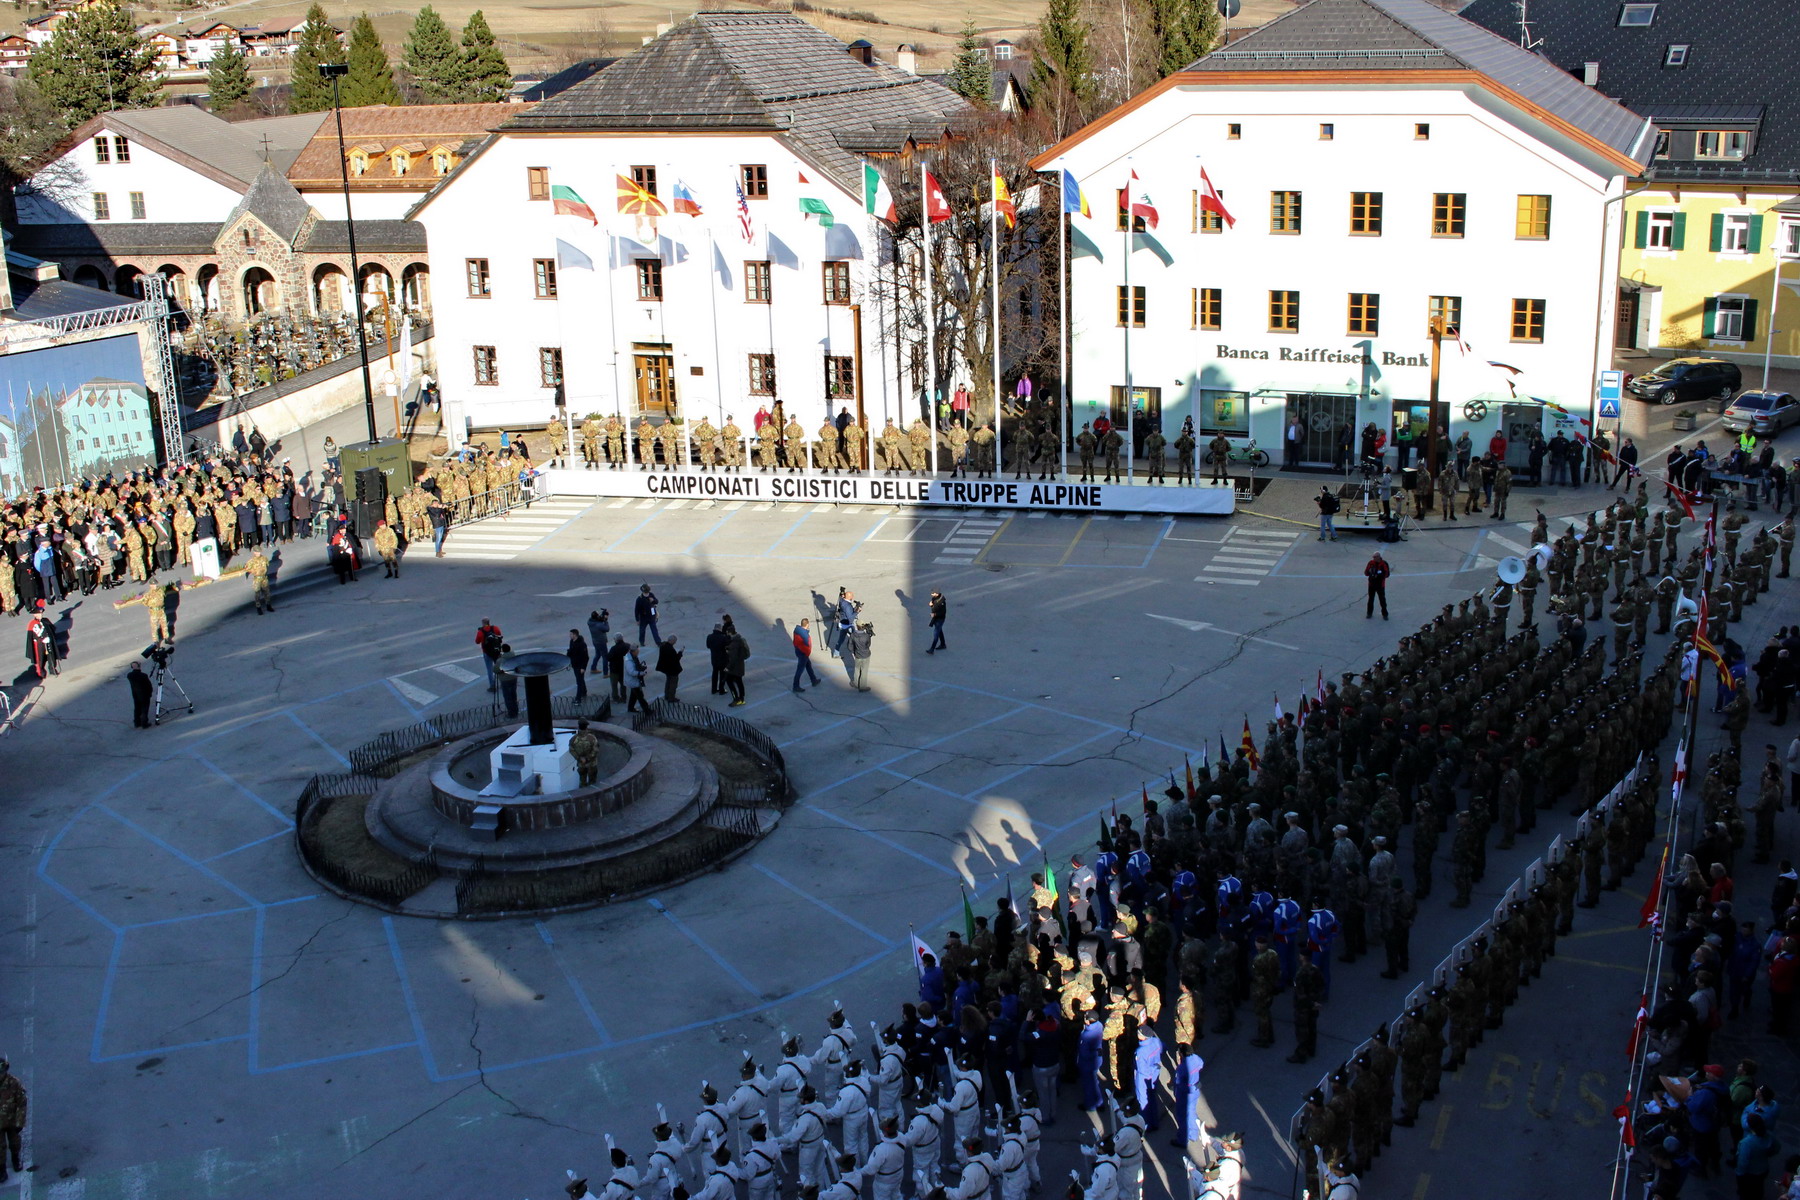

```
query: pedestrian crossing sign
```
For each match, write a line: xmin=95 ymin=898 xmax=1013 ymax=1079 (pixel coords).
xmin=1597 ymin=369 xmax=1623 ymax=419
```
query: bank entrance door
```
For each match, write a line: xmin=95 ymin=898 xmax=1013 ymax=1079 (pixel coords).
xmin=634 ymin=344 xmax=677 ymax=418
xmin=1286 ymin=393 xmax=1356 ymax=465
xmin=1110 ymin=385 xmax=1162 ymax=455
xmin=1501 ymin=403 xmax=1541 ymax=470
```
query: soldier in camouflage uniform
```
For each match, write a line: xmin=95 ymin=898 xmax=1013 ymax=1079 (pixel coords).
xmin=1145 ymin=429 xmax=1167 ymax=484
xmin=1287 ymin=955 xmax=1325 ymax=1064
xmin=721 ymin=416 xmax=744 ymax=471
xmin=1175 ymin=427 xmax=1196 ymax=485
xmin=972 ymin=423 xmax=996 ymax=478
xmin=692 ymin=416 xmax=719 ymax=469
xmin=656 ymin=419 xmax=682 ymax=471
xmin=879 ymin=420 xmax=905 ymax=476
xmin=245 ymin=545 xmax=272 ymax=613
xmin=373 ymin=520 xmax=400 ymax=578
xmin=756 ymin=419 xmax=780 ymax=471
xmin=570 ymin=720 xmax=602 ymax=785
xmin=814 ymin=418 xmax=838 ymax=473
xmin=908 ymin=418 xmax=933 ymax=476
xmin=605 ymin=415 xmax=627 ymax=468
xmin=1448 ymin=810 xmax=1477 ymax=907
xmin=1249 ymin=936 xmax=1279 ymax=1047
xmin=635 ymin=418 xmax=657 ymax=470
xmin=839 ymin=417 xmax=863 ymax=473
xmin=782 ymin=415 xmax=806 ymax=473
xmin=581 ymin=416 xmax=603 ymax=467
xmin=946 ymin=422 xmax=969 ymax=477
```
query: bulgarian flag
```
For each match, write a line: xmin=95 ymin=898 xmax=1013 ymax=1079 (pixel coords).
xmin=863 ymin=163 xmax=896 ymax=222
xmin=991 ymin=163 xmax=1016 ymax=229
xmin=797 ymin=172 xmax=835 ymax=227
xmin=550 ymin=184 xmax=595 ymax=224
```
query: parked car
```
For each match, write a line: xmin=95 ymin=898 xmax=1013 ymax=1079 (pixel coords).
xmin=1721 ymin=389 xmax=1800 ymax=436
xmin=1623 ymin=357 xmax=1743 ymax=406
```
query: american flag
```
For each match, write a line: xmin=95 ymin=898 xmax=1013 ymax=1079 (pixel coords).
xmin=735 ymin=182 xmax=755 ymax=244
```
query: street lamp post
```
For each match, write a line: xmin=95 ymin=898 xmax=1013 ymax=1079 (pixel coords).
xmin=321 ymin=61 xmax=379 ymax=444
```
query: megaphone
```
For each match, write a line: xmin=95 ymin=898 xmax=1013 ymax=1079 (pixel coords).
xmin=1497 ymin=556 xmax=1526 ymax=585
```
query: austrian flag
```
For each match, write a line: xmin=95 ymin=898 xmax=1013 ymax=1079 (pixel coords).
xmin=1197 ymin=165 xmax=1235 ymax=228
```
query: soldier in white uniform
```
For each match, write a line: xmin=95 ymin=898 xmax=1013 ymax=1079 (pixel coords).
xmin=871 ymin=1025 xmax=907 ymax=1124
xmin=991 ymin=1114 xmax=1030 ymax=1200
xmin=1210 ymin=1132 xmax=1244 ymax=1200
xmin=692 ymin=1146 xmax=741 ymax=1200
xmin=682 ymin=1083 xmax=729 ymax=1179
xmin=1082 ymin=1138 xmax=1122 ymax=1200
xmin=826 ymin=1058 xmax=874 ymax=1162
xmin=778 ymin=1084 xmax=836 ymax=1189
xmin=645 ymin=1110 xmax=686 ymax=1200
xmin=1016 ymin=1089 xmax=1043 ymax=1189
xmin=1108 ymin=1097 xmax=1147 ymax=1200
xmin=815 ymin=1007 xmax=857 ymax=1103
xmin=865 ymin=1117 xmax=909 ymax=1200
xmin=772 ymin=1036 xmax=813 ymax=1135
xmin=943 ymin=1050 xmax=984 ymax=1164
xmin=947 ymin=1139 xmax=998 ymax=1200
xmin=728 ymin=1055 xmax=774 ymax=1155
xmin=599 ymin=1141 xmax=641 ymax=1200
xmin=742 ymin=1123 xmax=783 ymax=1200
xmin=902 ymin=1079 xmax=950 ymax=1194
xmin=819 ymin=1152 xmax=865 ymax=1200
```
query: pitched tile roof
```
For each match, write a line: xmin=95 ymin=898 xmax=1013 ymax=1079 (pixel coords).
xmin=285 ymin=103 xmax=522 ymax=189
xmin=11 ymin=222 xmax=224 ymax=256
xmin=6 ymin=277 xmax=141 ymax=322
xmin=298 ymin=219 xmax=427 ymax=254
xmin=226 ymin=164 xmax=311 ymax=244
xmin=1188 ymin=0 xmax=1652 ymax=164
xmin=99 ymin=107 xmax=328 ymax=185
xmin=1459 ymin=0 xmax=1800 ymax=179
xmin=502 ymin=12 xmax=969 ymax=192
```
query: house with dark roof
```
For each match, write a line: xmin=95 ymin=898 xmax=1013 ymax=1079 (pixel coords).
xmin=1028 ymin=0 xmax=1654 ymax=467
xmin=411 ymin=11 xmax=968 ymax=441
xmin=1459 ymin=0 xmax=1800 ymax=370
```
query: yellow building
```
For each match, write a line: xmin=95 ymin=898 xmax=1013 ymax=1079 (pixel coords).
xmin=1460 ymin=0 xmax=1800 ymax=374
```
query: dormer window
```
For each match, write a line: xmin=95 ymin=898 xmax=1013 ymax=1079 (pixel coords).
xmin=431 ymin=147 xmax=453 ymax=175
xmin=1618 ymin=3 xmax=1656 ymax=25
xmin=390 ymin=150 xmax=409 ymax=176
xmin=348 ymin=150 xmax=368 ymax=176
xmin=1697 ymin=130 xmax=1750 ymax=159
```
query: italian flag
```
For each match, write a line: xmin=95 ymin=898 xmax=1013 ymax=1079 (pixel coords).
xmin=798 ymin=172 xmax=835 ymax=227
xmin=550 ymin=184 xmax=595 ymax=224
xmin=863 ymin=163 xmax=896 ymax=222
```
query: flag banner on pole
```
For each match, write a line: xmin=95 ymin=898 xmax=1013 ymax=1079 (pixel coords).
xmin=910 ymin=931 xmax=933 ymax=976
xmin=1061 ymin=169 xmax=1091 ymax=217
xmin=924 ymin=171 xmax=953 ymax=223
xmin=1240 ymin=717 xmax=1260 ymax=770
xmin=1639 ymin=846 xmax=1668 ymax=928
xmin=1184 ymin=754 xmax=1195 ymax=801
xmin=551 ymin=184 xmax=596 ymax=224
xmin=555 ymin=238 xmax=594 ymax=271
xmin=1316 ymin=669 xmax=1326 ymax=704
xmin=797 ymin=172 xmax=835 ymax=226
xmin=672 ymin=180 xmax=703 ymax=216
xmin=864 ymin=162 xmax=897 ymax=221
xmin=735 ymin=182 xmax=756 ymax=244
xmin=1219 ymin=732 xmax=1230 ymax=766
xmin=1126 ymin=169 xmax=1159 ymax=229
xmin=1625 ymin=994 xmax=1649 ymax=1060
xmin=1273 ymin=694 xmax=1283 ymax=722
xmin=1196 ymin=165 xmax=1234 ymax=227
xmin=615 ymin=173 xmax=668 ymax=218
xmin=992 ymin=167 xmax=1016 ymax=229
xmin=961 ymin=887 xmax=976 ymax=942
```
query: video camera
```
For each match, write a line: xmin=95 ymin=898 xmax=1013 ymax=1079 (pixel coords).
xmin=142 ymin=642 xmax=173 ymax=669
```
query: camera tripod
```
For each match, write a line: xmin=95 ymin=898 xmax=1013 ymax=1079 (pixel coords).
xmin=149 ymin=661 xmax=194 ymax=725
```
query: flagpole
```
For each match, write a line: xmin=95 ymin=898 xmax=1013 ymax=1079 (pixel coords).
xmin=1060 ymin=183 xmax=1071 ymax=482
xmin=921 ymin=163 xmax=936 ymax=432
xmin=708 ymin=225 xmax=724 ymax=426
xmin=990 ymin=157 xmax=1002 ymax=479
xmin=1124 ymin=171 xmax=1134 ymax=486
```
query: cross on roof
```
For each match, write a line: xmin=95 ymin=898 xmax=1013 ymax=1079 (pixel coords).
xmin=258 ymin=134 xmax=272 ymax=163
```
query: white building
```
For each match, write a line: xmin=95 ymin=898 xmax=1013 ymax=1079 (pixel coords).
xmin=412 ymin=12 xmax=968 ymax=438
xmin=1032 ymin=0 xmax=1656 ymax=468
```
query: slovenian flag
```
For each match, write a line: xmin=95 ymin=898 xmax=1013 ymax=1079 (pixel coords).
xmin=863 ymin=163 xmax=896 ymax=222
xmin=672 ymin=180 xmax=702 ymax=216
xmin=550 ymin=184 xmax=595 ymax=224
xmin=797 ymin=172 xmax=834 ymax=227
xmin=1061 ymin=169 xmax=1091 ymax=217
xmin=992 ymin=166 xmax=1015 ymax=229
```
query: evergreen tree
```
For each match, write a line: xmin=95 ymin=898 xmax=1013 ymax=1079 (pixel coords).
xmin=1154 ymin=0 xmax=1221 ymax=77
xmin=287 ymin=4 xmax=341 ymax=114
xmin=459 ymin=10 xmax=510 ymax=103
xmin=207 ymin=43 xmax=253 ymax=113
xmin=1031 ymin=0 xmax=1094 ymax=109
xmin=343 ymin=14 xmax=400 ymax=107
xmin=947 ymin=18 xmax=991 ymax=106
xmin=26 ymin=2 xmax=161 ymax=126
xmin=402 ymin=6 xmax=464 ymax=102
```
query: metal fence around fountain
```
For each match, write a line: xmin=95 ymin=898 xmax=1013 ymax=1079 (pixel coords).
xmin=347 ymin=695 xmax=616 ymax=777
xmin=294 ymin=775 xmax=439 ymax=907
xmin=627 ymin=698 xmax=794 ymax=807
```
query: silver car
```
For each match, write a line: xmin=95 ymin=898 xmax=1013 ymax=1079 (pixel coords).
xmin=1721 ymin=390 xmax=1800 ymax=436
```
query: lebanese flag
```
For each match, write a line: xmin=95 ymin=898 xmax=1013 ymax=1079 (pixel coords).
xmin=1197 ymin=165 xmax=1235 ymax=228
xmin=923 ymin=171 xmax=952 ymax=223
xmin=1126 ymin=169 xmax=1158 ymax=229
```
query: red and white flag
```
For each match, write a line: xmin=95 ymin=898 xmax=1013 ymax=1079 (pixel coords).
xmin=1615 ymin=1093 xmax=1637 ymax=1149
xmin=1638 ymin=846 xmax=1668 ymax=929
xmin=1315 ymin=669 xmax=1326 ymax=705
xmin=1126 ymin=170 xmax=1159 ymax=230
xmin=1196 ymin=165 xmax=1235 ymax=228
xmin=909 ymin=931 xmax=933 ymax=976
xmin=1625 ymin=994 xmax=1650 ymax=1060
xmin=923 ymin=171 xmax=953 ymax=224
xmin=1273 ymin=694 xmax=1283 ymax=722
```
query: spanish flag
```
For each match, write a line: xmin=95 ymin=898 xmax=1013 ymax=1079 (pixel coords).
xmin=992 ymin=166 xmax=1016 ymax=229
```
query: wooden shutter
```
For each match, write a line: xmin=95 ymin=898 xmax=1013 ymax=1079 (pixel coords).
xmin=1672 ymin=212 xmax=1687 ymax=251
xmin=1701 ymin=297 xmax=1717 ymax=338
xmin=1634 ymin=211 xmax=1649 ymax=249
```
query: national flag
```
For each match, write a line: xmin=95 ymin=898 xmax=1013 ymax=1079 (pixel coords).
xmin=961 ymin=886 xmax=976 ymax=942
xmin=1488 ymin=361 xmax=1522 ymax=375
xmin=1184 ymin=754 xmax=1195 ymax=801
xmin=909 ymin=930 xmax=933 ymax=976
xmin=550 ymin=184 xmax=596 ymax=224
xmin=1099 ymin=817 xmax=1112 ymax=853
xmin=1672 ymin=486 xmax=1697 ymax=522
xmin=1004 ymin=873 xmax=1014 ymax=914
xmin=1316 ymin=669 xmax=1326 ymax=705
xmin=1196 ymin=165 xmax=1235 ymax=228
xmin=615 ymin=173 xmax=668 ymax=218
xmin=1240 ymin=716 xmax=1260 ymax=771
xmin=734 ymin=182 xmax=756 ymax=244
xmin=1141 ymin=782 xmax=1150 ymax=812
xmin=1220 ymin=731 xmax=1230 ymax=767
xmin=1671 ymin=738 xmax=1688 ymax=796
xmin=1638 ymin=847 xmax=1668 ymax=928
xmin=797 ymin=172 xmax=834 ymax=227
xmin=1198 ymin=743 xmax=1208 ymax=775
xmin=992 ymin=167 xmax=1016 ymax=230
xmin=1045 ymin=855 xmax=1066 ymax=939
xmin=554 ymin=238 xmax=593 ymax=271
xmin=1625 ymin=994 xmax=1650 ymax=1060
xmin=863 ymin=163 xmax=897 ymax=222
xmin=1061 ymin=169 xmax=1091 ymax=217
xmin=1273 ymin=694 xmax=1283 ymax=723
xmin=924 ymin=171 xmax=952 ymax=223
xmin=1696 ymin=632 xmax=1735 ymax=690
xmin=1125 ymin=170 xmax=1159 ymax=229
xmin=1615 ymin=1093 xmax=1636 ymax=1149
xmin=671 ymin=180 xmax=702 ymax=216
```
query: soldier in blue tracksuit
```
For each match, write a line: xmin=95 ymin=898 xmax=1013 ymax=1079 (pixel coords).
xmin=1274 ymin=897 xmax=1304 ymax=988
xmin=1132 ymin=1024 xmax=1164 ymax=1130
xmin=1077 ymin=1013 xmax=1105 ymax=1112
xmin=1308 ymin=904 xmax=1342 ymax=1002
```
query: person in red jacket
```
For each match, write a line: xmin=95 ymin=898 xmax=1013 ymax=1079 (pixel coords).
xmin=1364 ymin=550 xmax=1391 ymax=620
xmin=1770 ymin=937 xmax=1800 ymax=1034
xmin=475 ymin=618 xmax=504 ymax=691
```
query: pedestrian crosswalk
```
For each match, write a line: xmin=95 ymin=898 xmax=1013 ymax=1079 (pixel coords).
xmin=1195 ymin=525 xmax=1298 ymax=586
xmin=440 ymin=497 xmax=594 ymax=561
xmin=934 ymin=516 xmax=1006 ymax=566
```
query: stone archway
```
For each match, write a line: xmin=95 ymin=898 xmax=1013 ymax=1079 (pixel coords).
xmin=401 ymin=262 xmax=430 ymax=312
xmin=115 ymin=264 xmax=143 ymax=296
xmin=195 ymin=264 xmax=221 ymax=314
xmin=312 ymin=263 xmax=350 ymax=315
xmin=241 ymin=266 xmax=278 ymax=317
xmin=154 ymin=264 xmax=188 ymax=311
xmin=357 ymin=263 xmax=393 ymax=306
xmin=71 ymin=264 xmax=107 ymax=290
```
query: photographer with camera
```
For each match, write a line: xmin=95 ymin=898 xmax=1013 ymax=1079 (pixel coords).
xmin=1315 ymin=487 xmax=1340 ymax=542
xmin=127 ymin=661 xmax=154 ymax=728
xmin=845 ymin=621 xmax=874 ymax=693
xmin=833 ymin=588 xmax=861 ymax=657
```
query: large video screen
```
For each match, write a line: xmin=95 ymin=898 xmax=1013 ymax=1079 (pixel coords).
xmin=0 ymin=333 xmax=154 ymax=494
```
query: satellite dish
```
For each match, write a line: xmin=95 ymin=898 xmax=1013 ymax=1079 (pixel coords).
xmin=1497 ymin=556 xmax=1526 ymax=584
xmin=1219 ymin=0 xmax=1241 ymax=16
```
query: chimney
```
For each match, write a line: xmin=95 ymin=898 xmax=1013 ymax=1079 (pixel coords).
xmin=847 ymin=38 xmax=873 ymax=65
xmin=1582 ymin=60 xmax=1600 ymax=86
xmin=896 ymin=43 xmax=917 ymax=74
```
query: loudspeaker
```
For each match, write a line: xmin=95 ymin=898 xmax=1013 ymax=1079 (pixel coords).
xmin=1399 ymin=467 xmax=1418 ymax=491
xmin=354 ymin=499 xmax=381 ymax=540
xmin=338 ymin=437 xmax=413 ymax=495
xmin=354 ymin=466 xmax=385 ymax=506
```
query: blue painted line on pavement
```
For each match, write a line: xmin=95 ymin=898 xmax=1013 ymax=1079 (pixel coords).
xmin=681 ymin=507 xmax=742 ymax=556
xmin=201 ymin=829 xmax=291 ymax=863
xmin=966 ymin=728 xmax=1122 ymax=800
xmin=90 ymin=931 xmax=124 ymax=1062
xmin=96 ymin=804 xmax=262 ymax=909
xmin=603 ymin=507 xmax=667 ymax=553
xmin=1459 ymin=529 xmax=1487 ymax=573
xmin=248 ymin=908 xmax=265 ymax=1071
xmin=752 ymin=864 xmax=895 ymax=947
xmin=120 ymin=893 xmax=317 ymax=928
xmin=38 ymin=811 xmax=123 ymax=933
xmin=1138 ymin=517 xmax=1174 ymax=568
xmin=802 ymin=804 xmax=958 ymax=877
xmin=383 ymin=916 xmax=439 ymax=1081
xmin=879 ymin=767 xmax=966 ymax=802
xmin=193 ymin=754 xmax=291 ymax=823
xmin=383 ymin=678 xmax=426 ymax=720
xmin=286 ymin=709 xmax=351 ymax=767
xmin=537 ymin=921 xmax=613 ymax=1045
xmin=834 ymin=514 xmax=891 ymax=559
xmin=250 ymin=1041 xmax=420 ymax=1076
xmin=94 ymin=1032 xmax=251 ymax=1063
xmin=521 ymin=500 xmax=595 ymax=552
xmin=648 ymin=898 xmax=762 ymax=998
xmin=761 ymin=508 xmax=817 ymax=557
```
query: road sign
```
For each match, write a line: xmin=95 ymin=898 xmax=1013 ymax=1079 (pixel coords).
xmin=1597 ymin=369 xmax=1623 ymax=419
